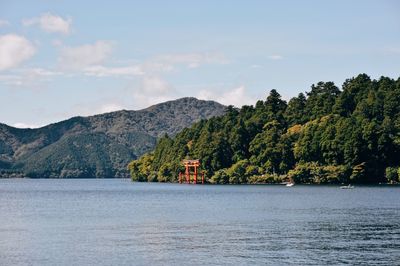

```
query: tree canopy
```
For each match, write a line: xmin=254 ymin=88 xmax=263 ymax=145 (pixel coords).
xmin=128 ymin=74 xmax=400 ymax=184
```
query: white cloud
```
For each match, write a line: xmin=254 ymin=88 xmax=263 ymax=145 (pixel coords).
xmin=28 ymin=67 xmax=62 ymax=76
xmin=141 ymin=75 xmax=171 ymax=94
xmin=132 ymin=76 xmax=176 ymax=108
xmin=98 ymin=103 xmax=124 ymax=113
xmin=0 ymin=74 xmax=24 ymax=86
xmin=58 ymin=41 xmax=113 ymax=69
xmin=140 ymin=61 xmax=175 ymax=73
xmin=55 ymin=49 xmax=228 ymax=78
xmin=197 ymin=86 xmax=255 ymax=107
xmin=23 ymin=13 xmax=71 ymax=34
xmin=83 ymin=65 xmax=144 ymax=77
xmin=12 ymin=122 xmax=42 ymax=129
xmin=0 ymin=34 xmax=36 ymax=71
xmin=123 ymin=52 xmax=228 ymax=77
xmin=0 ymin=20 xmax=10 ymax=27
xmin=0 ymin=68 xmax=61 ymax=87
xmin=152 ymin=52 xmax=228 ymax=70
xmin=268 ymin=55 xmax=283 ymax=60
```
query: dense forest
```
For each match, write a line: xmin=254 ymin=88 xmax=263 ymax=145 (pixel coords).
xmin=128 ymin=74 xmax=400 ymax=184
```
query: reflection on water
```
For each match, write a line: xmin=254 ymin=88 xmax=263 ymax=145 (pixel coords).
xmin=0 ymin=180 xmax=399 ymax=265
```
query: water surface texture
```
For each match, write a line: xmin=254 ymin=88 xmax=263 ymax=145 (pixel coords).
xmin=0 ymin=179 xmax=399 ymax=265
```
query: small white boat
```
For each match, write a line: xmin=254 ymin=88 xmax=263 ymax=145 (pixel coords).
xmin=340 ymin=184 xmax=354 ymax=189
xmin=286 ymin=183 xmax=295 ymax=187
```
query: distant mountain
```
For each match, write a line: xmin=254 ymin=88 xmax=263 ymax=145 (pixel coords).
xmin=0 ymin=97 xmax=226 ymax=178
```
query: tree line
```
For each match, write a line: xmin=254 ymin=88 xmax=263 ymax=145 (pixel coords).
xmin=128 ymin=74 xmax=400 ymax=184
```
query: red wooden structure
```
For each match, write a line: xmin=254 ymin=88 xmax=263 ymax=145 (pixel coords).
xmin=179 ymin=159 xmax=204 ymax=184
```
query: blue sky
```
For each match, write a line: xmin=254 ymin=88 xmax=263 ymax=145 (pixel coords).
xmin=0 ymin=0 xmax=399 ymax=128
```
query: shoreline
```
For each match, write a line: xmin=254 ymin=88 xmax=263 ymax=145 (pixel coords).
xmin=1 ymin=177 xmax=399 ymax=186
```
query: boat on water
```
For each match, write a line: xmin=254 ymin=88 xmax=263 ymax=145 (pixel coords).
xmin=340 ymin=184 xmax=354 ymax=189
xmin=286 ymin=183 xmax=295 ymax=187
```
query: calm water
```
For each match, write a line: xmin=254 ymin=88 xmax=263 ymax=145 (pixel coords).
xmin=0 ymin=179 xmax=399 ymax=265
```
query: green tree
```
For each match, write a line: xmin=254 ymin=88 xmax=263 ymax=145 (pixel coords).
xmin=385 ymin=167 xmax=398 ymax=183
xmin=226 ymin=159 xmax=249 ymax=184
xmin=249 ymin=120 xmax=284 ymax=174
xmin=284 ymin=93 xmax=307 ymax=126
xmin=305 ymin=81 xmax=340 ymax=120
xmin=210 ymin=169 xmax=229 ymax=184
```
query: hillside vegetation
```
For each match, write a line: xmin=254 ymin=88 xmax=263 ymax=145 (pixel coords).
xmin=0 ymin=98 xmax=226 ymax=178
xmin=129 ymin=74 xmax=400 ymax=184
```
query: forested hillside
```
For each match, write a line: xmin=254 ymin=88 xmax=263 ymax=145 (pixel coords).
xmin=128 ymin=74 xmax=400 ymax=184
xmin=0 ymin=98 xmax=226 ymax=178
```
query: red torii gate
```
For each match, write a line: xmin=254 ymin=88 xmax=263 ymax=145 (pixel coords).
xmin=179 ymin=159 xmax=204 ymax=184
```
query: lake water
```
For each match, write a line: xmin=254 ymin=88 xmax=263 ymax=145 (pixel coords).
xmin=0 ymin=179 xmax=399 ymax=265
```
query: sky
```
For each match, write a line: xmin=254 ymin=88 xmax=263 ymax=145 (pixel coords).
xmin=0 ymin=0 xmax=399 ymax=128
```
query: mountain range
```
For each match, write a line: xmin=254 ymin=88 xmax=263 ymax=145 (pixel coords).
xmin=0 ymin=97 xmax=226 ymax=178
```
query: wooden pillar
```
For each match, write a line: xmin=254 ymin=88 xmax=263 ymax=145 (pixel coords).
xmin=194 ymin=166 xmax=197 ymax=184
xmin=185 ymin=165 xmax=190 ymax=184
xmin=202 ymin=172 xmax=204 ymax=184
xmin=179 ymin=172 xmax=182 ymax=184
